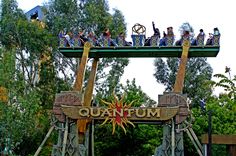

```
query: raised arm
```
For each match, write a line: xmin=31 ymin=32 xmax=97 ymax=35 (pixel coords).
xmin=152 ymin=21 xmax=156 ymax=33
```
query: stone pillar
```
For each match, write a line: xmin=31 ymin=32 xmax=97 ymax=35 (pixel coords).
xmin=158 ymin=92 xmax=188 ymax=156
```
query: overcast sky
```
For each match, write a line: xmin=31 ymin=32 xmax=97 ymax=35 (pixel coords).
xmin=17 ymin=0 xmax=236 ymax=102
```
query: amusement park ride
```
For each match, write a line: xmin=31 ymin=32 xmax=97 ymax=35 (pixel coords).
xmin=34 ymin=23 xmax=220 ymax=156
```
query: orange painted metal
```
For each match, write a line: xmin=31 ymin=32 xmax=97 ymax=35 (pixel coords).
xmin=173 ymin=40 xmax=190 ymax=93
xmin=73 ymin=42 xmax=91 ymax=92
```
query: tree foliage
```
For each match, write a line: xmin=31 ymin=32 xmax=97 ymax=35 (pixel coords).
xmin=80 ymin=0 xmax=111 ymax=34
xmin=154 ymin=57 xmax=213 ymax=104
xmin=213 ymin=73 xmax=236 ymax=100
xmin=45 ymin=0 xmax=80 ymax=34
xmin=0 ymin=47 xmax=48 ymax=155
xmin=109 ymin=8 xmax=126 ymax=37
xmin=0 ymin=0 xmax=25 ymax=48
xmin=185 ymin=73 xmax=236 ymax=155
xmin=0 ymin=0 xmax=56 ymax=154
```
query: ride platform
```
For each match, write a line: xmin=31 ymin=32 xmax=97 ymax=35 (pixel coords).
xmin=59 ymin=46 xmax=220 ymax=58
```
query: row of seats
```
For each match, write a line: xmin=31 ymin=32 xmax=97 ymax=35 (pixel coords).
xmin=59 ymin=33 xmax=220 ymax=48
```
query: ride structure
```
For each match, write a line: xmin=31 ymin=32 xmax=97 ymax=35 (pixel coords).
xmin=34 ymin=23 xmax=220 ymax=156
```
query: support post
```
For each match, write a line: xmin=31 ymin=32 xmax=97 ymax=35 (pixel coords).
xmin=34 ymin=126 xmax=54 ymax=156
xmin=62 ymin=118 xmax=69 ymax=156
xmin=173 ymin=40 xmax=190 ymax=93
xmin=207 ymin=111 xmax=212 ymax=156
xmin=73 ymin=42 xmax=91 ymax=92
xmin=83 ymin=58 xmax=99 ymax=107
xmin=91 ymin=120 xmax=95 ymax=156
xmin=72 ymin=42 xmax=91 ymax=148
xmin=203 ymin=144 xmax=207 ymax=156
xmin=161 ymin=125 xmax=171 ymax=156
xmin=171 ymin=119 xmax=175 ymax=156
xmin=185 ymin=128 xmax=203 ymax=156
xmin=188 ymin=125 xmax=203 ymax=153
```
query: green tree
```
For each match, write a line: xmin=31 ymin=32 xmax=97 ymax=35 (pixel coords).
xmin=0 ymin=0 xmax=56 ymax=154
xmin=188 ymin=73 xmax=236 ymax=156
xmin=109 ymin=8 xmax=126 ymax=37
xmin=0 ymin=0 xmax=25 ymax=48
xmin=95 ymin=58 xmax=129 ymax=100
xmin=45 ymin=0 xmax=80 ymax=34
xmin=0 ymin=48 xmax=45 ymax=155
xmin=79 ymin=0 xmax=112 ymax=34
xmin=45 ymin=0 xmax=82 ymax=88
xmin=213 ymin=73 xmax=236 ymax=100
xmin=154 ymin=57 xmax=213 ymax=104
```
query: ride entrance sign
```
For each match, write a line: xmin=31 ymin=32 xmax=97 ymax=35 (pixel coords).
xmin=60 ymin=93 xmax=179 ymax=134
xmin=62 ymin=106 xmax=178 ymax=122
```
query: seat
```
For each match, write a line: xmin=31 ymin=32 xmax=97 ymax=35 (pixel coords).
xmin=165 ymin=36 xmax=175 ymax=46
xmin=101 ymin=37 xmax=117 ymax=47
xmin=212 ymin=35 xmax=220 ymax=46
xmin=131 ymin=35 xmax=145 ymax=46
xmin=196 ymin=35 xmax=205 ymax=46
xmin=150 ymin=35 xmax=160 ymax=47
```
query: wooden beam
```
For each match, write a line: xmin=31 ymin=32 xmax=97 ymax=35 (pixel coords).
xmin=173 ymin=40 xmax=190 ymax=93
xmin=83 ymin=58 xmax=99 ymax=107
xmin=73 ymin=42 xmax=91 ymax=92
xmin=201 ymin=134 xmax=236 ymax=145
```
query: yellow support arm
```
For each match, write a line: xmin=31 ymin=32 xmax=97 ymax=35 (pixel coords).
xmin=73 ymin=42 xmax=91 ymax=92
xmin=173 ymin=40 xmax=190 ymax=93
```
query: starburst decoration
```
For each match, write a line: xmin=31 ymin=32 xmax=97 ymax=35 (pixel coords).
xmin=101 ymin=92 xmax=135 ymax=134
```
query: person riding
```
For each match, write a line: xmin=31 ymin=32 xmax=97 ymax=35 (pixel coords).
xmin=192 ymin=29 xmax=205 ymax=45
xmin=103 ymin=28 xmax=111 ymax=38
xmin=145 ymin=21 xmax=161 ymax=46
xmin=159 ymin=31 xmax=167 ymax=46
xmin=206 ymin=27 xmax=220 ymax=45
xmin=77 ymin=28 xmax=88 ymax=46
xmin=152 ymin=21 xmax=161 ymax=38
xmin=87 ymin=30 xmax=100 ymax=46
xmin=101 ymin=28 xmax=117 ymax=46
xmin=116 ymin=32 xmax=131 ymax=46
xmin=64 ymin=31 xmax=74 ymax=47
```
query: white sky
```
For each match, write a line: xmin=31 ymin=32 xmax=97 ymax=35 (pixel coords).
xmin=17 ymin=0 xmax=236 ymax=102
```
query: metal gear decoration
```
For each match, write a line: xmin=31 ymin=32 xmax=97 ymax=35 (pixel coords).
xmin=132 ymin=23 xmax=146 ymax=35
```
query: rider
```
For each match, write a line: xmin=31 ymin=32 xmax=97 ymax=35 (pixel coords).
xmin=87 ymin=30 xmax=100 ymax=46
xmin=159 ymin=31 xmax=167 ymax=46
xmin=152 ymin=21 xmax=160 ymax=38
xmin=116 ymin=32 xmax=131 ymax=46
xmin=206 ymin=27 xmax=220 ymax=45
xmin=64 ymin=31 xmax=74 ymax=47
xmin=192 ymin=29 xmax=205 ymax=45
xmin=145 ymin=21 xmax=160 ymax=46
xmin=77 ymin=28 xmax=88 ymax=46
xmin=101 ymin=28 xmax=117 ymax=46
